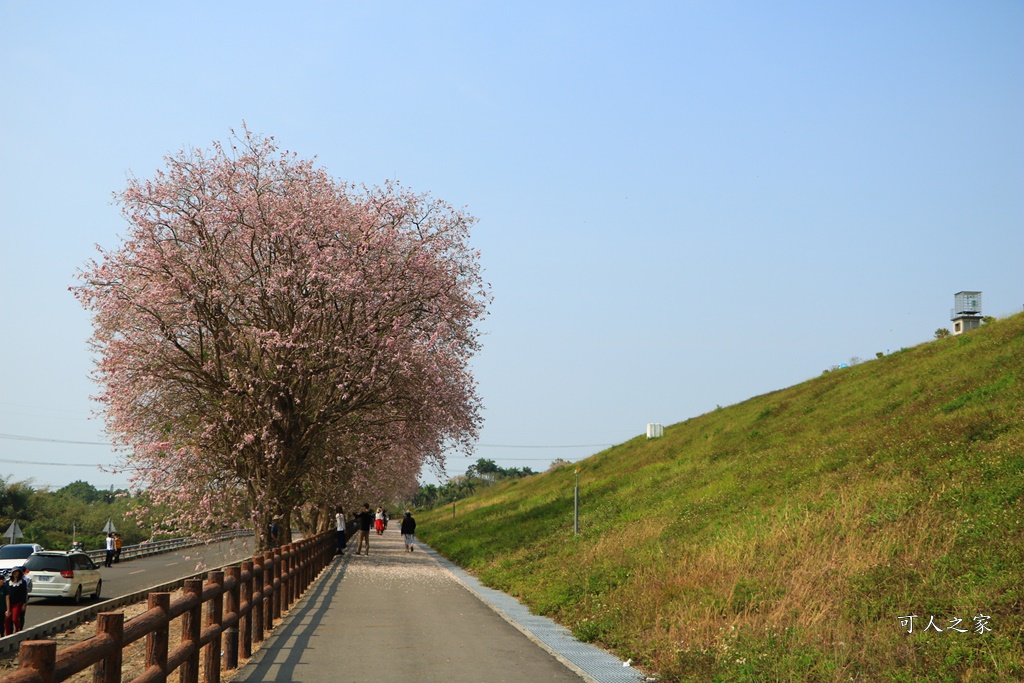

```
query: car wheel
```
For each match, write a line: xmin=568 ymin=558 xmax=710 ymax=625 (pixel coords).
xmin=71 ymin=585 xmax=82 ymax=605
xmin=93 ymin=580 xmax=102 ymax=600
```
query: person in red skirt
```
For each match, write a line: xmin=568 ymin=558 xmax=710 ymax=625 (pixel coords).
xmin=374 ymin=507 xmax=385 ymax=535
xmin=5 ymin=568 xmax=29 ymax=635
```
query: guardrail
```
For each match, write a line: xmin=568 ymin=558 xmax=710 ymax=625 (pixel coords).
xmin=1 ymin=531 xmax=333 ymax=683
xmin=83 ymin=530 xmax=253 ymax=565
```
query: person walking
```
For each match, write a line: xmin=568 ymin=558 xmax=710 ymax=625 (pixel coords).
xmin=374 ymin=507 xmax=385 ymax=535
xmin=335 ymin=505 xmax=347 ymax=555
xmin=355 ymin=504 xmax=373 ymax=555
xmin=268 ymin=518 xmax=281 ymax=548
xmin=4 ymin=568 xmax=29 ymax=636
xmin=104 ymin=533 xmax=115 ymax=567
xmin=401 ymin=511 xmax=417 ymax=552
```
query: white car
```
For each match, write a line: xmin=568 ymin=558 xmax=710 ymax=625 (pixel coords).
xmin=23 ymin=551 xmax=102 ymax=604
xmin=0 ymin=543 xmax=44 ymax=577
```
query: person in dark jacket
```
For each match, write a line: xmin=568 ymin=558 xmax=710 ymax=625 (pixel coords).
xmin=355 ymin=504 xmax=373 ymax=555
xmin=401 ymin=511 xmax=417 ymax=552
xmin=5 ymin=568 xmax=29 ymax=635
xmin=267 ymin=519 xmax=281 ymax=548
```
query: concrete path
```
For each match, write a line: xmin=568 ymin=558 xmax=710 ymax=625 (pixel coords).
xmin=232 ymin=528 xmax=647 ymax=683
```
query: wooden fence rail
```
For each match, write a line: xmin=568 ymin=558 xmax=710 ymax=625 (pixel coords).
xmin=2 ymin=531 xmax=334 ymax=683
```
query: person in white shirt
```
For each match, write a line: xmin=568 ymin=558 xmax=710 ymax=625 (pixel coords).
xmin=335 ymin=505 xmax=347 ymax=554
xmin=104 ymin=533 xmax=115 ymax=567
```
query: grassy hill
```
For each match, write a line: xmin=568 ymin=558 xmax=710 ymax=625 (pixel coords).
xmin=417 ymin=313 xmax=1024 ymax=682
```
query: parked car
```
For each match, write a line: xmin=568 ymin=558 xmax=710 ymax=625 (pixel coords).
xmin=23 ymin=551 xmax=102 ymax=604
xmin=0 ymin=543 xmax=44 ymax=578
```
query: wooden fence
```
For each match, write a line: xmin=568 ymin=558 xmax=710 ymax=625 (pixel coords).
xmin=2 ymin=531 xmax=334 ymax=683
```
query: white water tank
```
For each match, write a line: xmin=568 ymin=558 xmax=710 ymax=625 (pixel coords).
xmin=646 ymin=423 xmax=664 ymax=439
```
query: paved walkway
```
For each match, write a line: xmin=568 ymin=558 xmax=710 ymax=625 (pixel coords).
xmin=232 ymin=528 xmax=647 ymax=683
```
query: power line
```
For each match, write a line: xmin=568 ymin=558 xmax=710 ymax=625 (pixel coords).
xmin=0 ymin=457 xmax=111 ymax=468
xmin=0 ymin=433 xmax=112 ymax=446
xmin=1 ymin=432 xmax=613 ymax=450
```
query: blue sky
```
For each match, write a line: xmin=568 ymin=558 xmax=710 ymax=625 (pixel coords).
xmin=1 ymin=1 xmax=1021 ymax=491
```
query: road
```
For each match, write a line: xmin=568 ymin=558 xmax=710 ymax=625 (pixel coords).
xmin=21 ymin=536 xmax=255 ymax=630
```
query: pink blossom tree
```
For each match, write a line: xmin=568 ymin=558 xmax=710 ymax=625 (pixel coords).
xmin=75 ymin=128 xmax=489 ymax=548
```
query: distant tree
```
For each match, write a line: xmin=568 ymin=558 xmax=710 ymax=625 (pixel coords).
xmin=506 ymin=466 xmax=536 ymax=478
xmin=467 ymin=458 xmax=501 ymax=483
xmin=0 ymin=480 xmax=156 ymax=550
xmin=412 ymin=483 xmax=439 ymax=508
xmin=412 ymin=461 xmax=539 ymax=510
xmin=75 ymin=127 xmax=489 ymax=547
xmin=56 ymin=481 xmax=102 ymax=504
xmin=935 ymin=328 xmax=951 ymax=339
xmin=448 ymin=475 xmax=475 ymax=498
xmin=0 ymin=477 xmax=35 ymax=524
xmin=475 ymin=458 xmax=500 ymax=475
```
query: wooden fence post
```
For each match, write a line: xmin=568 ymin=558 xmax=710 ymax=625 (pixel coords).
xmin=264 ymin=551 xmax=276 ymax=631
xmin=253 ymin=555 xmax=265 ymax=643
xmin=277 ymin=545 xmax=287 ymax=615
xmin=204 ymin=571 xmax=224 ymax=683
xmin=301 ymin=540 xmax=308 ymax=592
xmin=93 ymin=612 xmax=123 ymax=683
xmin=307 ymin=538 xmax=315 ymax=587
xmin=272 ymin=548 xmax=282 ymax=621
xmin=282 ymin=544 xmax=293 ymax=611
xmin=302 ymin=540 xmax=309 ymax=593
xmin=146 ymin=593 xmax=170 ymax=682
xmin=308 ymin=537 xmax=316 ymax=579
xmin=291 ymin=544 xmax=299 ymax=610
xmin=240 ymin=560 xmax=254 ymax=658
xmin=224 ymin=566 xmax=240 ymax=670
xmin=17 ymin=641 xmax=55 ymax=683
xmin=290 ymin=541 xmax=298 ymax=602
xmin=180 ymin=579 xmax=203 ymax=683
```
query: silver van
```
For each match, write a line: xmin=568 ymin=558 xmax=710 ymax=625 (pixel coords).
xmin=24 ymin=551 xmax=102 ymax=604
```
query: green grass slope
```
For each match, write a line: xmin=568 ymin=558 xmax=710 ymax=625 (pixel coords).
xmin=418 ymin=313 xmax=1024 ymax=682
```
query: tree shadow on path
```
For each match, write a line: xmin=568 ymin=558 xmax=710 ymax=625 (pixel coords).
xmin=232 ymin=555 xmax=349 ymax=682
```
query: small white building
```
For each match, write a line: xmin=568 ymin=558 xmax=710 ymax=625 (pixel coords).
xmin=950 ymin=291 xmax=982 ymax=335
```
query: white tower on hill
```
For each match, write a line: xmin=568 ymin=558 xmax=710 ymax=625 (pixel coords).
xmin=951 ymin=291 xmax=982 ymax=335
